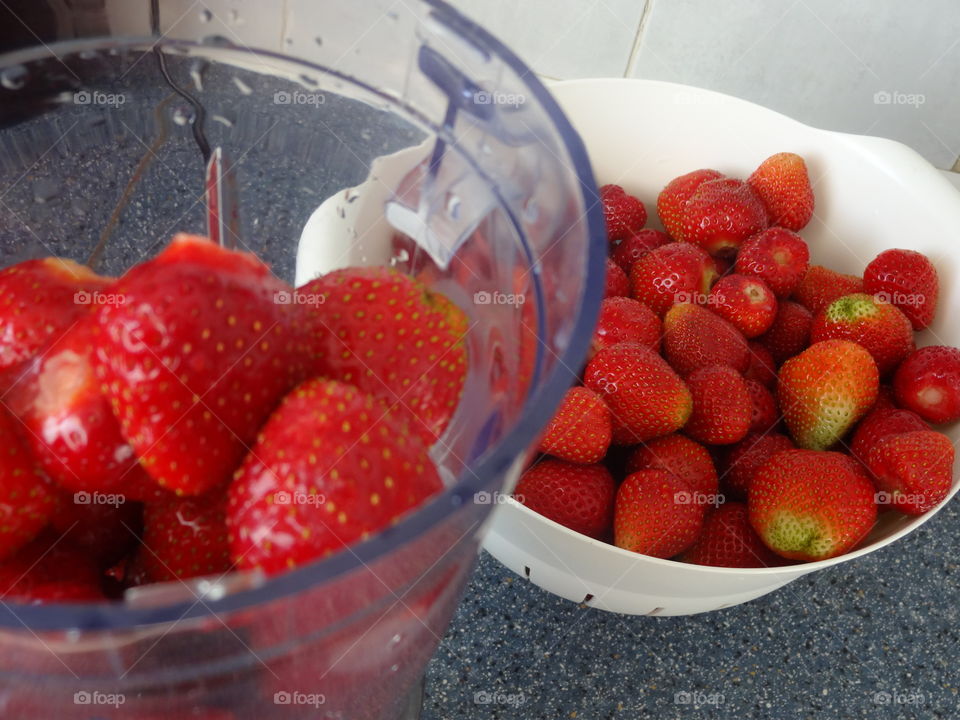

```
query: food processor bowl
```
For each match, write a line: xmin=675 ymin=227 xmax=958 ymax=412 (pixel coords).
xmin=0 ymin=1 xmax=605 ymax=718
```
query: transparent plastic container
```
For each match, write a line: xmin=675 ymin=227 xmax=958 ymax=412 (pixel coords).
xmin=0 ymin=2 xmax=604 ymax=718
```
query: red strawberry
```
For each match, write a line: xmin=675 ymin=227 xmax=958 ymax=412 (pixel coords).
xmin=227 ymin=378 xmax=442 ymax=575
xmin=749 ymin=449 xmax=876 ymax=561
xmin=50 ymin=493 xmax=141 ymax=568
xmin=302 ymin=266 xmax=467 ymax=444
xmin=140 ymin=492 xmax=232 ymax=582
xmin=867 ymin=430 xmax=954 ymax=515
xmin=537 ymin=386 xmax=612 ymax=464
xmin=0 ymin=258 xmax=111 ymax=371
xmin=94 ymin=234 xmax=308 ymax=496
xmin=893 ymin=346 xmax=960 ymax=424
xmin=681 ymin=502 xmax=781 ymax=567
xmin=613 ymin=470 xmax=705 ymax=558
xmin=850 ymin=407 xmax=929 ymax=473
xmin=747 ymin=152 xmax=815 ymax=231
xmin=684 ymin=365 xmax=752 ymax=445
xmin=863 ymin=248 xmax=938 ymax=330
xmin=745 ymin=379 xmax=778 ymax=434
xmin=709 ymin=273 xmax=778 ymax=338
xmin=600 ymin=184 xmax=647 ymax=241
xmin=810 ymin=293 xmax=914 ymax=376
xmin=514 ymin=459 xmax=615 ymax=539
xmin=681 ymin=178 xmax=769 ymax=256
xmin=591 ymin=297 xmax=661 ymax=355
xmin=605 ymin=258 xmax=630 ymax=298
xmin=629 ymin=242 xmax=718 ymax=317
xmin=757 ymin=300 xmax=812 ymax=365
xmin=625 ymin=434 xmax=718 ymax=497
xmin=793 ymin=265 xmax=863 ymax=315
xmin=778 ymin=340 xmax=878 ymax=450
xmin=5 ymin=317 xmax=140 ymax=494
xmin=584 ymin=343 xmax=692 ymax=445
xmin=735 ymin=227 xmax=810 ymax=298
xmin=662 ymin=303 xmax=750 ymax=376
xmin=722 ymin=432 xmax=794 ymax=499
xmin=0 ymin=533 xmax=104 ymax=603
xmin=657 ymin=169 xmax=724 ymax=241
xmin=610 ymin=229 xmax=670 ymax=273
xmin=0 ymin=407 xmax=57 ymax=559
xmin=744 ymin=341 xmax=778 ymax=388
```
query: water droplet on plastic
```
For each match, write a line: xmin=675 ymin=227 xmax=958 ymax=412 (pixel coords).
xmin=228 ymin=9 xmax=240 ymax=23
xmin=284 ymin=37 xmax=293 ymax=46
xmin=299 ymin=74 xmax=318 ymax=88
xmin=171 ymin=105 xmax=195 ymax=126
xmin=314 ymin=36 xmax=323 ymax=46
xmin=523 ymin=197 xmax=539 ymax=223
xmin=78 ymin=50 xmax=98 ymax=60
xmin=345 ymin=189 xmax=360 ymax=203
xmin=189 ymin=61 xmax=208 ymax=92
xmin=389 ymin=664 xmax=399 ymax=672
xmin=211 ymin=113 xmax=235 ymax=128
xmin=232 ymin=77 xmax=253 ymax=95
xmin=360 ymin=129 xmax=372 ymax=141
xmin=390 ymin=248 xmax=410 ymax=267
xmin=32 ymin=177 xmax=60 ymax=203
xmin=0 ymin=65 xmax=28 ymax=90
xmin=446 ymin=194 xmax=461 ymax=220
xmin=480 ymin=142 xmax=493 ymax=156
xmin=387 ymin=10 xmax=399 ymax=20
xmin=201 ymin=35 xmax=233 ymax=48
xmin=199 ymin=8 xmax=213 ymax=22
xmin=388 ymin=633 xmax=402 ymax=647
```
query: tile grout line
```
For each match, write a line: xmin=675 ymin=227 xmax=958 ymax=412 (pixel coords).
xmin=623 ymin=0 xmax=656 ymax=78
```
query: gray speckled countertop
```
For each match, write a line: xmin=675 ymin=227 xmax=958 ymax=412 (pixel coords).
xmin=422 ymin=498 xmax=960 ymax=720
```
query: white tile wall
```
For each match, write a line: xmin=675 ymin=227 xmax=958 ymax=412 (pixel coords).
xmin=447 ymin=0 xmax=960 ymax=169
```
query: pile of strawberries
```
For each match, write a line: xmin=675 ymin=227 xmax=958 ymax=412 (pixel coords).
xmin=517 ymin=153 xmax=958 ymax=567
xmin=0 ymin=235 xmax=466 ymax=602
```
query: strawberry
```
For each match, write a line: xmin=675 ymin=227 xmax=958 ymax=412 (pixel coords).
xmin=0 ymin=533 xmax=104 ymax=603
xmin=657 ymin=169 xmax=724 ymax=241
xmin=227 ymin=378 xmax=442 ymax=575
xmin=874 ymin=384 xmax=898 ymax=411
xmin=591 ymin=297 xmax=661 ymax=355
xmin=681 ymin=178 xmax=769 ymax=256
xmin=778 ymin=340 xmax=878 ymax=450
xmin=302 ymin=266 xmax=467 ymax=443
xmin=629 ymin=242 xmax=718 ymax=317
xmin=514 ymin=459 xmax=615 ymax=539
xmin=744 ymin=341 xmax=778 ymax=387
xmin=709 ymin=273 xmax=777 ymax=338
xmin=757 ymin=300 xmax=812 ymax=365
xmin=537 ymin=386 xmax=612 ymax=464
xmin=625 ymin=434 xmax=718 ymax=497
xmin=613 ymin=469 xmax=705 ymax=558
xmin=811 ymin=293 xmax=914 ymax=375
xmin=600 ymin=184 xmax=647 ymax=241
xmin=722 ymin=432 xmax=794 ymax=499
xmin=735 ymin=227 xmax=810 ymax=298
xmin=867 ymin=430 xmax=954 ymax=515
xmin=662 ymin=303 xmax=750 ymax=376
xmin=681 ymin=502 xmax=781 ymax=567
xmin=4 ymin=317 xmax=141 ymax=494
xmin=584 ymin=342 xmax=692 ymax=445
xmin=94 ymin=235 xmax=308 ymax=496
xmin=49 ymin=493 xmax=141 ymax=568
xmin=140 ymin=492 xmax=232 ymax=582
xmin=0 ymin=406 xmax=57 ymax=559
xmin=863 ymin=248 xmax=938 ymax=330
xmin=610 ymin=229 xmax=670 ymax=273
xmin=747 ymin=152 xmax=815 ymax=231
xmin=684 ymin=365 xmax=753 ymax=445
xmin=849 ymin=407 xmax=928 ymax=470
xmin=605 ymin=257 xmax=630 ymax=298
xmin=745 ymin=379 xmax=778 ymax=434
xmin=0 ymin=258 xmax=111 ymax=371
xmin=749 ymin=449 xmax=876 ymax=561
xmin=893 ymin=346 xmax=960 ymax=424
xmin=793 ymin=265 xmax=863 ymax=315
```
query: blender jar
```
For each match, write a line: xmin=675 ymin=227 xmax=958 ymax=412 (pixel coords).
xmin=0 ymin=1 xmax=605 ymax=718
